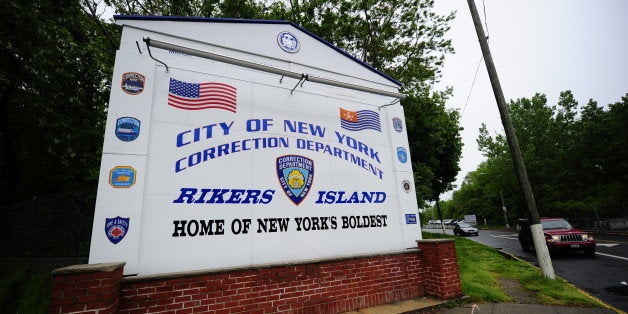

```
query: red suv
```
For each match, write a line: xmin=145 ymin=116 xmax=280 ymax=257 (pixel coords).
xmin=517 ymin=218 xmax=596 ymax=257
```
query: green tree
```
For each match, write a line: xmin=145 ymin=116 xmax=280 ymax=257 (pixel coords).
xmin=453 ymin=92 xmax=627 ymax=221
xmin=0 ymin=0 xmax=116 ymax=208
xmin=103 ymin=0 xmax=453 ymax=89
xmin=273 ymin=0 xmax=455 ymax=90
xmin=104 ymin=0 xmax=267 ymax=18
xmin=404 ymin=90 xmax=462 ymax=207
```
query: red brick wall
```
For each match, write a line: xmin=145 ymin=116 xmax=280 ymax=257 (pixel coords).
xmin=119 ymin=252 xmax=423 ymax=313
xmin=417 ymin=239 xmax=463 ymax=299
xmin=51 ymin=240 xmax=462 ymax=313
xmin=50 ymin=262 xmax=125 ymax=314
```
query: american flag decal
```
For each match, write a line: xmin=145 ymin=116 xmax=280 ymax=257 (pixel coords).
xmin=168 ymin=78 xmax=237 ymax=112
xmin=340 ymin=108 xmax=381 ymax=132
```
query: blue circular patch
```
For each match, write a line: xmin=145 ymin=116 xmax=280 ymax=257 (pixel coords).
xmin=277 ymin=31 xmax=300 ymax=53
xmin=115 ymin=117 xmax=140 ymax=142
xmin=397 ymin=147 xmax=408 ymax=163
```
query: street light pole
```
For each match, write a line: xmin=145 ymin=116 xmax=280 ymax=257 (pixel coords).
xmin=467 ymin=0 xmax=555 ymax=279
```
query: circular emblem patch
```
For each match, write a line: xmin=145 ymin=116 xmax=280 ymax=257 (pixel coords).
xmin=121 ymin=72 xmax=145 ymax=95
xmin=392 ymin=117 xmax=403 ymax=133
xmin=397 ymin=147 xmax=408 ymax=163
xmin=402 ymin=180 xmax=412 ymax=193
xmin=115 ymin=117 xmax=141 ymax=142
xmin=277 ymin=31 xmax=300 ymax=53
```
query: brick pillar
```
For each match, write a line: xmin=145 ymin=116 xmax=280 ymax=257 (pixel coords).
xmin=50 ymin=262 xmax=125 ymax=314
xmin=416 ymin=239 xmax=462 ymax=299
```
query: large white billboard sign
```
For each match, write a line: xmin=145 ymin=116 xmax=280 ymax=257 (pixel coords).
xmin=89 ymin=16 xmax=421 ymax=275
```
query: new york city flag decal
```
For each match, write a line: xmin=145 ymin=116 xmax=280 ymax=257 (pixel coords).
xmin=168 ymin=78 xmax=237 ymax=112
xmin=340 ymin=108 xmax=381 ymax=132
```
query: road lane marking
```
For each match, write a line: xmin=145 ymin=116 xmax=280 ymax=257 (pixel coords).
xmin=489 ymin=234 xmax=518 ymax=240
xmin=597 ymin=243 xmax=619 ymax=247
xmin=597 ymin=239 xmax=628 ymax=244
xmin=596 ymin=252 xmax=628 ymax=261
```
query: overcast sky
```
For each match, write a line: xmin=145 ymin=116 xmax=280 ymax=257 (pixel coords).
xmin=434 ymin=0 xmax=628 ymax=199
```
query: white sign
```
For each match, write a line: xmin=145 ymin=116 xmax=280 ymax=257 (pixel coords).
xmin=89 ymin=17 xmax=420 ymax=275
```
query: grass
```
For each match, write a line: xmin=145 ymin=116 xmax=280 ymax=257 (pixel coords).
xmin=423 ymin=232 xmax=605 ymax=307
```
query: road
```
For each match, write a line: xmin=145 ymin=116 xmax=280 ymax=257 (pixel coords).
xmin=424 ymin=228 xmax=628 ymax=311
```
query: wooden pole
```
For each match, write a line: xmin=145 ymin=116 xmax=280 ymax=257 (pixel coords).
xmin=466 ymin=0 xmax=555 ymax=279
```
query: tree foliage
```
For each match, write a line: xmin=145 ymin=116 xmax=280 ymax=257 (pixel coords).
xmin=404 ymin=90 xmax=462 ymax=206
xmin=0 ymin=0 xmax=117 ymax=210
xmin=447 ymin=91 xmax=627 ymax=222
xmin=105 ymin=0 xmax=453 ymax=89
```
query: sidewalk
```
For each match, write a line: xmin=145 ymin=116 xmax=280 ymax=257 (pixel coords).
xmin=346 ymin=297 xmax=620 ymax=314
xmin=438 ymin=303 xmax=618 ymax=314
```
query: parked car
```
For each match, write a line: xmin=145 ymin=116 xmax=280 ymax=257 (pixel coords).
xmin=517 ymin=218 xmax=596 ymax=256
xmin=453 ymin=222 xmax=478 ymax=236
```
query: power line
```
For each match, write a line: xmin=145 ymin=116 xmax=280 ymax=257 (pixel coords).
xmin=462 ymin=56 xmax=483 ymax=117
xmin=461 ymin=0 xmax=489 ymax=117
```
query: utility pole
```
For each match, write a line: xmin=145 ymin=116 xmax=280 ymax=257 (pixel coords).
xmin=466 ymin=0 xmax=555 ymax=279
xmin=500 ymin=190 xmax=509 ymax=228
xmin=435 ymin=197 xmax=447 ymax=234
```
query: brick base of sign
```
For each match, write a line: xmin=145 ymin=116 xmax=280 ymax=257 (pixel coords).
xmin=50 ymin=262 xmax=125 ymax=314
xmin=416 ymin=239 xmax=463 ymax=300
xmin=51 ymin=240 xmax=462 ymax=313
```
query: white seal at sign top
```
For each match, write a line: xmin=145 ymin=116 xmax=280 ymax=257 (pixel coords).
xmin=277 ymin=31 xmax=300 ymax=53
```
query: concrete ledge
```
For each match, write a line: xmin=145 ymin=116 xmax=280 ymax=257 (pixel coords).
xmin=51 ymin=262 xmax=125 ymax=275
xmin=346 ymin=295 xmax=470 ymax=314
xmin=416 ymin=239 xmax=455 ymax=244
xmin=123 ymin=248 xmax=420 ymax=283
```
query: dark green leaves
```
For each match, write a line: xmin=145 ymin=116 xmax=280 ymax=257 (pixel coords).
xmin=448 ymin=92 xmax=627 ymax=221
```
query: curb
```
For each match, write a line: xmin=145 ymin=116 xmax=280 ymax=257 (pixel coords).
xmin=403 ymin=296 xmax=471 ymax=313
xmin=590 ymin=231 xmax=628 ymax=237
xmin=495 ymin=249 xmax=625 ymax=314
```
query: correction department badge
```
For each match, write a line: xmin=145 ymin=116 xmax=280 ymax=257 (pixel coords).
xmin=109 ymin=166 xmax=136 ymax=188
xmin=121 ymin=72 xmax=145 ymax=95
xmin=115 ymin=117 xmax=140 ymax=142
xmin=277 ymin=31 xmax=300 ymax=53
xmin=105 ymin=216 xmax=129 ymax=244
xmin=276 ymin=155 xmax=314 ymax=205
